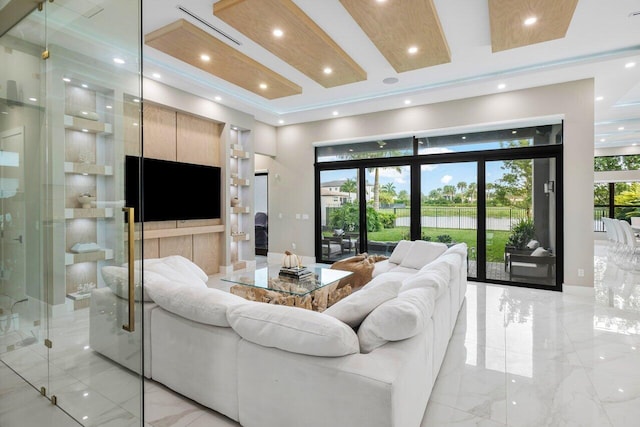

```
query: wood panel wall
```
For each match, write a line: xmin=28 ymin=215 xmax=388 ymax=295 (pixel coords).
xmin=126 ymin=103 xmax=223 ymax=275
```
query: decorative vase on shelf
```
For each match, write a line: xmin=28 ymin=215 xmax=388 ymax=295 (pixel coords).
xmin=231 ymin=196 xmax=240 ymax=207
xmin=77 ymin=193 xmax=96 ymax=209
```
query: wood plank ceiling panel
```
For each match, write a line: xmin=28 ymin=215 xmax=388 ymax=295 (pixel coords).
xmin=214 ymin=0 xmax=366 ymax=88
xmin=145 ymin=19 xmax=302 ymax=99
xmin=339 ymin=0 xmax=450 ymax=73
xmin=489 ymin=0 xmax=579 ymax=52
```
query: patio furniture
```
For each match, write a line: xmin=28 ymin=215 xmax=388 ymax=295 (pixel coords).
xmin=508 ymin=249 xmax=556 ymax=281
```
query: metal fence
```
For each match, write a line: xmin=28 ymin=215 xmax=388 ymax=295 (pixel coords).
xmin=327 ymin=206 xmax=529 ymax=232
xmin=594 ymin=205 xmax=640 ymax=232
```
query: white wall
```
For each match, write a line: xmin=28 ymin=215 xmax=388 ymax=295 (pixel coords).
xmin=270 ymin=79 xmax=595 ymax=287
xmin=254 ymin=121 xmax=277 ymax=156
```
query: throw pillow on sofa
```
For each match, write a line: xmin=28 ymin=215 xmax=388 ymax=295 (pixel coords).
xmin=324 ymin=280 xmax=402 ymax=328
xmin=227 ymin=302 xmax=359 ymax=357
xmin=388 ymin=240 xmax=413 ymax=264
xmin=399 ymin=240 xmax=448 ymax=270
xmin=101 ymin=266 xmax=168 ymax=302
xmin=400 ymin=263 xmax=449 ymax=297
xmin=357 ymin=287 xmax=437 ymax=353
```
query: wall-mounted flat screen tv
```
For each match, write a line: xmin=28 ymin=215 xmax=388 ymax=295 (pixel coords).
xmin=125 ymin=156 xmax=221 ymax=222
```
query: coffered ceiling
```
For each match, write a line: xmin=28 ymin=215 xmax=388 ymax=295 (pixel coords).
xmin=9 ymin=0 xmax=633 ymax=149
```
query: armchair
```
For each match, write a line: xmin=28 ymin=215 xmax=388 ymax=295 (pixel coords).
xmin=507 ymin=249 xmax=555 ymax=281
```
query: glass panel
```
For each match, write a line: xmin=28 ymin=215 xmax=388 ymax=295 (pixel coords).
xmin=420 ymin=162 xmax=477 ymax=278
xmin=320 ymin=169 xmax=359 ymax=261
xmin=0 ymin=3 xmax=48 ymax=398
xmin=613 ymin=182 xmax=640 ymax=220
xmin=595 ymin=155 xmax=640 ymax=171
xmin=417 ymin=124 xmax=562 ymax=155
xmin=317 ymin=137 xmax=413 ymax=162
xmin=44 ymin=0 xmax=143 ymax=425
xmin=365 ymin=165 xmax=410 ymax=256
xmin=487 ymin=158 xmax=557 ymax=286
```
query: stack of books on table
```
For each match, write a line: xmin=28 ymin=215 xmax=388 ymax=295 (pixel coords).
xmin=279 ymin=266 xmax=313 ymax=280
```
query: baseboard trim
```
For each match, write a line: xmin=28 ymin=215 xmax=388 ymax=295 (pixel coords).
xmin=563 ymin=284 xmax=595 ymax=297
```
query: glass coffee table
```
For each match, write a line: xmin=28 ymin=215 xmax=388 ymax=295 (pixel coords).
xmin=221 ymin=265 xmax=353 ymax=312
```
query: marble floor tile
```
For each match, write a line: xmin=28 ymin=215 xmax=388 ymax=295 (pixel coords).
xmin=3 ymin=241 xmax=640 ymax=427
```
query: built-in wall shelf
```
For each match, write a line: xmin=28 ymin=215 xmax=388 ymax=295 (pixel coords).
xmin=65 ymin=208 xmax=114 ymax=219
xmin=231 ymin=149 xmax=250 ymax=159
xmin=231 ymin=233 xmax=250 ymax=242
xmin=65 ymin=249 xmax=114 ymax=265
xmin=66 ymin=291 xmax=92 ymax=301
xmin=64 ymin=115 xmax=113 ymax=134
xmin=231 ymin=177 xmax=250 ymax=186
xmin=64 ymin=162 xmax=113 ymax=176
xmin=231 ymin=206 xmax=250 ymax=214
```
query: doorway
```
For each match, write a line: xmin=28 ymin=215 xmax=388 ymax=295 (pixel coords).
xmin=255 ymin=173 xmax=268 ymax=256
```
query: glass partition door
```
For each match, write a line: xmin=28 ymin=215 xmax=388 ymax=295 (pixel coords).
xmin=0 ymin=1 xmax=144 ymax=425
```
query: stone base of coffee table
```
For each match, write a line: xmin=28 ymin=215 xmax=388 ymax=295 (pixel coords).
xmin=230 ymin=282 xmax=352 ymax=312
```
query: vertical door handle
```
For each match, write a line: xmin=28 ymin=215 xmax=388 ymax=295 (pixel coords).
xmin=122 ymin=207 xmax=135 ymax=332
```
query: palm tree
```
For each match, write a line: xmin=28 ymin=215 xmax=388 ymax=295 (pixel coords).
xmin=456 ymin=181 xmax=467 ymax=196
xmin=340 ymin=178 xmax=358 ymax=203
xmin=466 ymin=182 xmax=477 ymax=202
xmin=443 ymin=185 xmax=456 ymax=201
xmin=381 ymin=182 xmax=396 ymax=196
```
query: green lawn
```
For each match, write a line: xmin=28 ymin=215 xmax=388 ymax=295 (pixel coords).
xmin=367 ymin=227 xmax=509 ymax=262
xmin=378 ymin=206 xmax=527 ymax=220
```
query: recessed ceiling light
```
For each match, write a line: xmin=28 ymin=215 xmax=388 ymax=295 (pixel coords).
xmin=332 ymin=111 xmax=339 ymax=116
xmin=619 ymin=126 xmax=625 ymax=130
xmin=278 ymin=120 xmax=284 ymax=124
xmin=462 ymin=136 xmax=466 ymax=140
xmin=625 ymin=62 xmax=636 ymax=68
xmin=81 ymin=84 xmax=88 ymax=88
xmin=512 ymin=130 xmax=517 ymax=134
xmin=600 ymin=138 xmax=606 ymax=142
xmin=348 ymin=148 xmax=354 ymax=152
xmin=106 ymin=105 xmax=112 ymax=109
xmin=81 ymin=129 xmax=89 ymax=133
xmin=524 ymin=16 xmax=537 ymax=26
xmin=323 ymin=67 xmax=333 ymax=75
xmin=28 ymin=97 xmax=37 ymax=102
xmin=232 ymin=126 xmax=238 ymax=130
xmin=152 ymin=73 xmax=161 ymax=79
xmin=595 ymin=96 xmax=604 ymax=101
xmin=62 ymin=77 xmax=71 ymax=82
xmin=259 ymin=83 xmax=268 ymax=90
xmin=214 ymin=96 xmax=222 ymax=101
xmin=113 ymin=57 xmax=125 ymax=64
xmin=404 ymin=100 xmax=411 ymax=105
xmin=407 ymin=46 xmax=418 ymax=55
xmin=376 ymin=0 xmax=387 ymax=3
xmin=200 ymin=54 xmax=211 ymax=61
xmin=273 ymin=28 xmax=284 ymax=37
xmin=383 ymin=77 xmax=399 ymax=84
xmin=498 ymin=83 xmax=506 ymax=90
xmin=633 ymin=143 xmax=638 ymax=146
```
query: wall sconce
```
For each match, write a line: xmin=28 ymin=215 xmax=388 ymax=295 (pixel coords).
xmin=544 ymin=181 xmax=555 ymax=194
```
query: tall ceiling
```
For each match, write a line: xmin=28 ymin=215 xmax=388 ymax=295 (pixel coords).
xmin=8 ymin=0 xmax=636 ymax=149
xmin=141 ymin=0 xmax=640 ymax=150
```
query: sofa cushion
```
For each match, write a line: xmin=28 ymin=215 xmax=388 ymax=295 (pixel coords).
xmin=324 ymin=280 xmax=401 ymax=328
xmin=162 ymin=255 xmax=209 ymax=283
xmin=227 ymin=302 xmax=359 ymax=357
xmin=399 ymin=241 xmax=448 ymax=270
xmin=372 ymin=259 xmax=396 ymax=277
xmin=146 ymin=280 xmax=245 ymax=327
xmin=357 ymin=287 xmax=436 ymax=353
xmin=400 ymin=263 xmax=450 ymax=298
xmin=388 ymin=240 xmax=413 ymax=264
xmin=144 ymin=261 xmax=207 ymax=287
xmin=102 ymin=266 xmax=171 ymax=302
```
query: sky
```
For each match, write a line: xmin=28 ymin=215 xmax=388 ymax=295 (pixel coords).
xmin=320 ymin=141 xmax=523 ymax=195
xmin=321 ymin=161 xmax=507 ymax=196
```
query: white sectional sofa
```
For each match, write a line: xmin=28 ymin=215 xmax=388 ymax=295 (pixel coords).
xmin=90 ymin=241 xmax=467 ymax=427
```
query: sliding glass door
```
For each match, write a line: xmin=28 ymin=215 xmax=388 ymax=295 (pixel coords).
xmin=486 ymin=157 xmax=558 ymax=287
xmin=319 ymin=169 xmax=360 ymax=261
xmin=421 ymin=162 xmax=478 ymax=278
